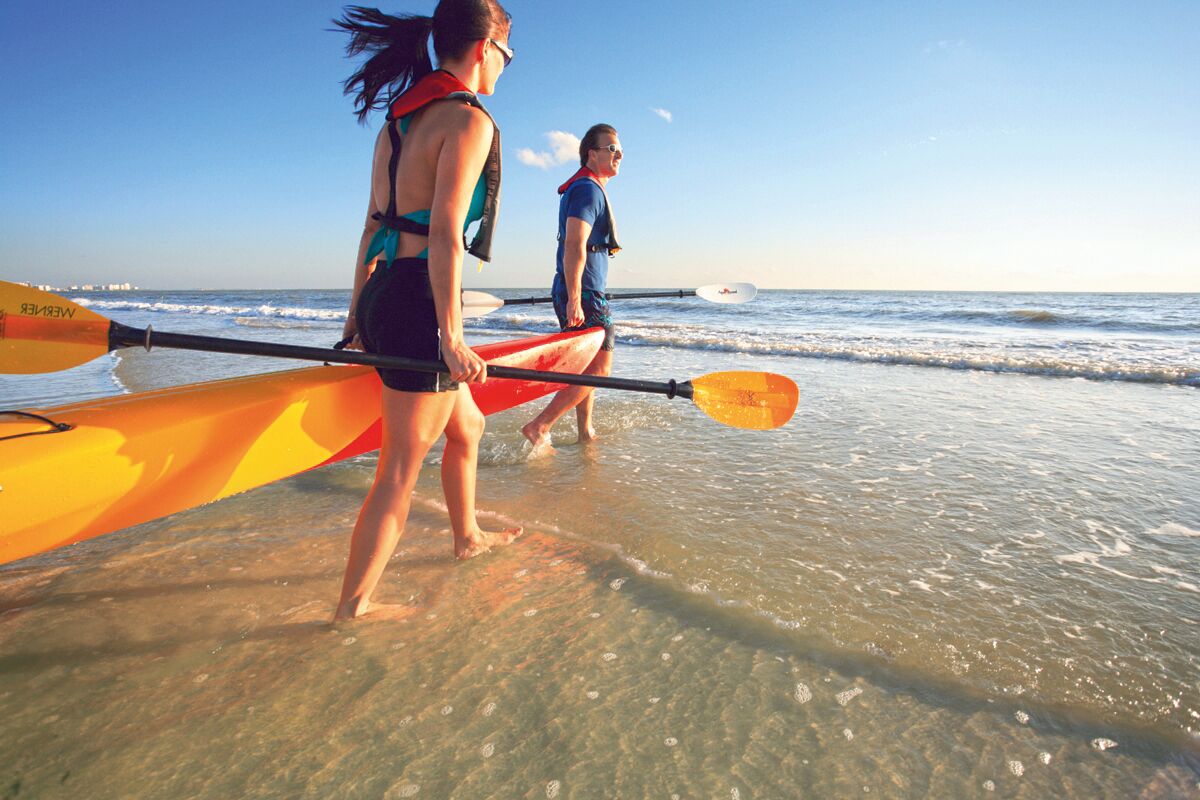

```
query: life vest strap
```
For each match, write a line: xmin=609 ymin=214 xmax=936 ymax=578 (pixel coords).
xmin=371 ymin=212 xmax=430 ymax=237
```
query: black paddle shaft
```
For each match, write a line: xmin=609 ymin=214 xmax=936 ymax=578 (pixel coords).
xmin=107 ymin=322 xmax=694 ymax=400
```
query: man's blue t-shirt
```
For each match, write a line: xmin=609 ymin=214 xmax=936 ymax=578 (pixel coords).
xmin=554 ymin=180 xmax=610 ymax=295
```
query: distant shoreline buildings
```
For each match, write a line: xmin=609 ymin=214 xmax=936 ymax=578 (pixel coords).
xmin=17 ymin=281 xmax=139 ymax=292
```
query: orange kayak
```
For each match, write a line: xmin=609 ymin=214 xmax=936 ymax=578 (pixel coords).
xmin=0 ymin=328 xmax=602 ymax=565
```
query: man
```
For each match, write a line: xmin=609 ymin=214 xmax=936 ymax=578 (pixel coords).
xmin=521 ymin=123 xmax=622 ymax=448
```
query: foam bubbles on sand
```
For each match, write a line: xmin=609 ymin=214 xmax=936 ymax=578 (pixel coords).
xmin=586 ymin=691 xmax=599 ymax=700
xmin=665 ymin=737 xmax=678 ymax=747
xmin=481 ymin=742 xmax=496 ymax=758
xmin=1092 ymin=737 xmax=1118 ymax=751
xmin=843 ymin=728 xmax=854 ymax=741
xmin=1008 ymin=760 xmax=1024 ymax=777
xmin=1039 ymin=752 xmax=1052 ymax=765
xmin=441 ymin=705 xmax=453 ymax=716
xmin=482 ymin=702 xmax=497 ymax=717
xmin=545 ymin=780 xmax=561 ymax=798
xmin=609 ymin=578 xmax=626 ymax=590
xmin=836 ymin=687 xmax=863 ymax=706
xmin=1014 ymin=710 xmax=1030 ymax=724
xmin=983 ymin=780 xmax=995 ymax=791
xmin=602 ymin=652 xmax=618 ymax=662
xmin=794 ymin=683 xmax=812 ymax=704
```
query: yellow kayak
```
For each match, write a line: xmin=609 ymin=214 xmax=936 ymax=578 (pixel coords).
xmin=0 ymin=328 xmax=602 ymax=565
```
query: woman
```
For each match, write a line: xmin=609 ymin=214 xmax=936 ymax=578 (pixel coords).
xmin=333 ymin=2 xmax=519 ymax=621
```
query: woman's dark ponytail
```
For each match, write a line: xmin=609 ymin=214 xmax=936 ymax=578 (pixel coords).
xmin=334 ymin=6 xmax=434 ymax=124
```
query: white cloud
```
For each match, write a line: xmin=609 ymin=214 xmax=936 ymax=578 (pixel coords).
xmin=650 ymin=107 xmax=673 ymax=123
xmin=516 ymin=130 xmax=581 ymax=169
xmin=516 ymin=148 xmax=554 ymax=168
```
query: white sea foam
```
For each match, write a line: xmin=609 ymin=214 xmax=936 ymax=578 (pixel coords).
xmin=476 ymin=309 xmax=1200 ymax=386
xmin=75 ymin=298 xmax=347 ymax=322
xmin=1148 ymin=522 xmax=1200 ymax=538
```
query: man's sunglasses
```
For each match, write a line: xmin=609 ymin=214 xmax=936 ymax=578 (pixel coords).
xmin=490 ymin=39 xmax=513 ymax=67
xmin=592 ymin=143 xmax=622 ymax=155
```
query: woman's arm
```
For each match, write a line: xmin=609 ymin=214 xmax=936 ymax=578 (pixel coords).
xmin=345 ymin=129 xmax=387 ymax=346
xmin=426 ymin=105 xmax=493 ymax=382
xmin=343 ymin=192 xmax=382 ymax=345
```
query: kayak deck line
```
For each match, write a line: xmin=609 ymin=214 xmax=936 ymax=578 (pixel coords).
xmin=0 ymin=410 xmax=74 ymax=441
xmin=0 ymin=328 xmax=604 ymax=566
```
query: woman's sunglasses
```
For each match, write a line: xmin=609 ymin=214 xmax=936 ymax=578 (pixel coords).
xmin=489 ymin=39 xmax=514 ymax=67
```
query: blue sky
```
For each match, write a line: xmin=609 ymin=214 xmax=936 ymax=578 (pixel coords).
xmin=1 ymin=1 xmax=1197 ymax=291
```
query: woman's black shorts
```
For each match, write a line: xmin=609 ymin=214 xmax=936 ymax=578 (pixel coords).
xmin=355 ymin=257 xmax=459 ymax=393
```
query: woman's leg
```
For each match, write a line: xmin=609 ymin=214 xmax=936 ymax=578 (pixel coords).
xmin=334 ymin=387 xmax=456 ymax=620
xmin=442 ymin=386 xmax=523 ymax=559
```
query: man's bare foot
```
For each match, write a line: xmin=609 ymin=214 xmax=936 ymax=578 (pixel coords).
xmin=578 ymin=425 xmax=598 ymax=443
xmin=521 ymin=420 xmax=554 ymax=452
xmin=455 ymin=526 xmax=524 ymax=560
xmin=332 ymin=601 xmax=418 ymax=623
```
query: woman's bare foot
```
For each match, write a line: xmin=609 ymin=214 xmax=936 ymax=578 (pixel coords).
xmin=332 ymin=601 xmax=418 ymax=623
xmin=455 ymin=526 xmax=524 ymax=560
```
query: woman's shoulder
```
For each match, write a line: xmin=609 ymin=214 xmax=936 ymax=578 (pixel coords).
xmin=422 ymin=97 xmax=493 ymax=131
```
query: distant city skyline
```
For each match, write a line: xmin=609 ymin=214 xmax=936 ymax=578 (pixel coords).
xmin=1 ymin=1 xmax=1197 ymax=292
xmin=18 ymin=282 xmax=139 ymax=293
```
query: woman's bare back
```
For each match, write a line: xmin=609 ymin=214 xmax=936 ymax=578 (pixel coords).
xmin=369 ymin=101 xmax=485 ymax=260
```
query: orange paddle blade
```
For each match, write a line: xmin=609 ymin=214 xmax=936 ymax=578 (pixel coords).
xmin=0 ymin=281 xmax=112 ymax=374
xmin=689 ymin=371 xmax=799 ymax=430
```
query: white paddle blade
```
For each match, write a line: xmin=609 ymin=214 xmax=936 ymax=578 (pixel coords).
xmin=695 ymin=283 xmax=757 ymax=304
xmin=461 ymin=290 xmax=505 ymax=318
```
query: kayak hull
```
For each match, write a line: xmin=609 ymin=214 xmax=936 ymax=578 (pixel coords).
xmin=0 ymin=328 xmax=602 ymax=565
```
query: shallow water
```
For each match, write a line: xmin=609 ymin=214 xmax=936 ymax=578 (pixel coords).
xmin=1 ymin=290 xmax=1198 ymax=797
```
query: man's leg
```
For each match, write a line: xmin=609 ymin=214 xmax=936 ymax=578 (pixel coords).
xmin=522 ymin=348 xmax=612 ymax=446
xmin=574 ymin=348 xmax=612 ymax=441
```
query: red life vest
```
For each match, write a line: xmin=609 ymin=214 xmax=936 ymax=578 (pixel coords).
xmin=557 ymin=168 xmax=621 ymax=256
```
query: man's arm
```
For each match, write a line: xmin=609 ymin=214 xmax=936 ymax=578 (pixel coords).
xmin=561 ymin=216 xmax=592 ymax=327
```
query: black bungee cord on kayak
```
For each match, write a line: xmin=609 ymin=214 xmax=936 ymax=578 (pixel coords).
xmin=0 ymin=411 xmax=74 ymax=441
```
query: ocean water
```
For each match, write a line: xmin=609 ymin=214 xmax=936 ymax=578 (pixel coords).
xmin=1 ymin=289 xmax=1198 ymax=798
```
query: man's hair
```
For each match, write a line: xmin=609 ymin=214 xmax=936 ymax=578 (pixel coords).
xmin=579 ymin=123 xmax=617 ymax=166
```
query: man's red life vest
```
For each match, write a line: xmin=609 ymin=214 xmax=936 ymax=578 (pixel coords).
xmin=557 ymin=167 xmax=621 ymax=256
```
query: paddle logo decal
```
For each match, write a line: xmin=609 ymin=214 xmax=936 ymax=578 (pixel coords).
xmin=718 ymin=288 xmax=738 ymax=295
xmin=19 ymin=303 xmax=78 ymax=319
